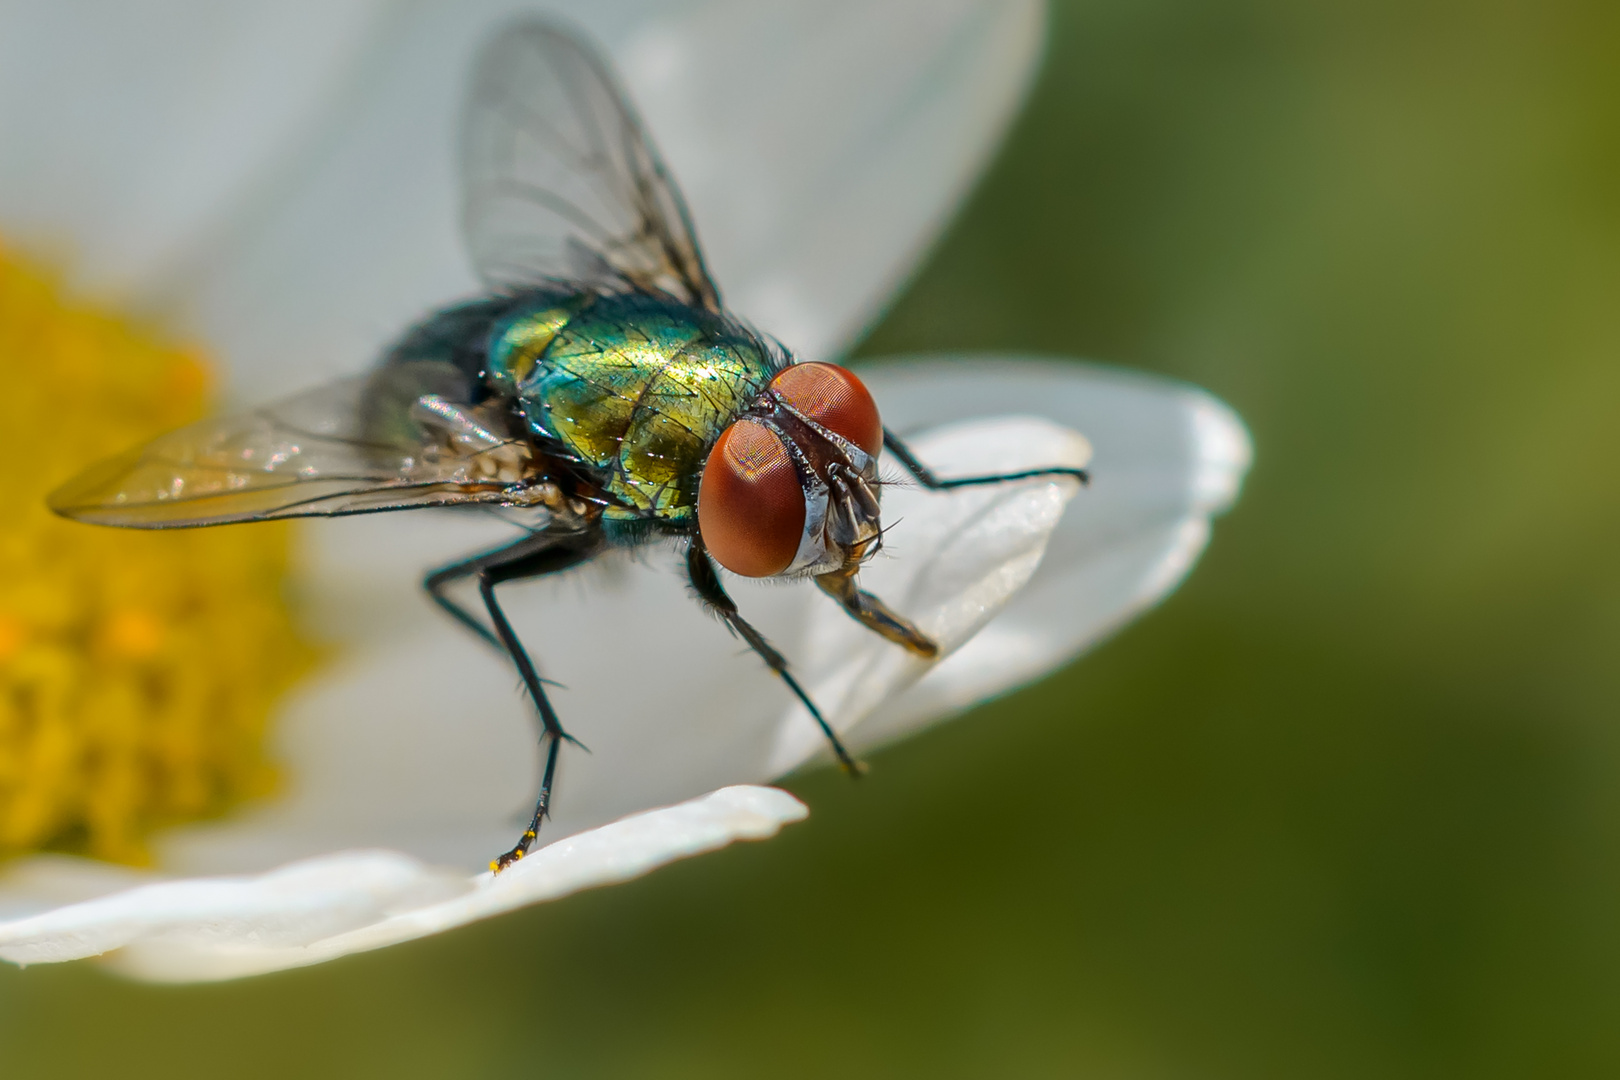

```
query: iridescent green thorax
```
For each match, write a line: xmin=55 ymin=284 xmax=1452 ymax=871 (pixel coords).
xmin=488 ymin=291 xmax=783 ymax=522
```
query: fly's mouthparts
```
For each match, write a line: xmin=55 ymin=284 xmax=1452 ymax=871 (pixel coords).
xmin=824 ymin=464 xmax=882 ymax=553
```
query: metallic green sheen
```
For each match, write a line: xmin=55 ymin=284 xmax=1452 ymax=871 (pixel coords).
xmin=489 ymin=292 xmax=782 ymax=522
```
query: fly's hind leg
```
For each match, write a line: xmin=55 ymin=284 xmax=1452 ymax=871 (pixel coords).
xmin=425 ymin=551 xmax=503 ymax=651
xmin=685 ymin=540 xmax=866 ymax=776
xmin=882 ymin=427 xmax=1090 ymax=490
xmin=422 ymin=533 xmax=596 ymax=871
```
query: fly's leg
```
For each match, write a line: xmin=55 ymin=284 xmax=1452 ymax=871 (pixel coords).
xmin=425 ymin=551 xmax=502 ymax=651
xmin=479 ymin=551 xmax=591 ymax=871
xmin=421 ymin=533 xmax=595 ymax=871
xmin=425 ymin=546 xmax=568 ymax=692
xmin=685 ymin=540 xmax=866 ymax=776
xmin=882 ymin=427 xmax=1090 ymax=490
xmin=812 ymin=567 xmax=938 ymax=660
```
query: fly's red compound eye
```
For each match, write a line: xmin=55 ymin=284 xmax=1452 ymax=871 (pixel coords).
xmin=769 ymin=362 xmax=882 ymax=457
xmin=698 ymin=420 xmax=806 ymax=577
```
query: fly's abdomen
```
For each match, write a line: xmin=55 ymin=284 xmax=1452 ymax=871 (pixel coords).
xmin=491 ymin=293 xmax=779 ymax=521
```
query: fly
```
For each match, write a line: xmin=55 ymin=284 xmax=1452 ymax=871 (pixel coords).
xmin=48 ymin=19 xmax=1088 ymax=871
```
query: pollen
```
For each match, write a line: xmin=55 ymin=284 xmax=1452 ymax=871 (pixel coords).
xmin=0 ymin=245 xmax=316 ymax=865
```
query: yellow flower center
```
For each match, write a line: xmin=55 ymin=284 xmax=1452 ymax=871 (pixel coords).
xmin=0 ymin=245 xmax=315 ymax=864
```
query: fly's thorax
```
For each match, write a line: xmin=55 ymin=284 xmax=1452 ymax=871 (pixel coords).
xmin=496 ymin=292 xmax=780 ymax=522
xmin=486 ymin=290 xmax=596 ymax=397
xmin=698 ymin=362 xmax=885 ymax=579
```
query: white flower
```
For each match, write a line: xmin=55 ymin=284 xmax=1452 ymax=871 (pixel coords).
xmin=0 ymin=0 xmax=1250 ymax=981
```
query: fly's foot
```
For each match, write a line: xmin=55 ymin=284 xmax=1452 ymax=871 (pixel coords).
xmin=491 ymin=827 xmax=539 ymax=873
xmin=825 ymin=729 xmax=866 ymax=777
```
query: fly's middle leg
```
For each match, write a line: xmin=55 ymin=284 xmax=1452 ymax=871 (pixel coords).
xmin=842 ymin=425 xmax=1087 ymax=656
xmin=421 ymin=533 xmax=594 ymax=872
xmin=882 ymin=426 xmax=1090 ymax=490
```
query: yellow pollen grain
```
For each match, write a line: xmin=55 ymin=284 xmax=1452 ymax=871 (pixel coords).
xmin=0 ymin=244 xmax=316 ymax=865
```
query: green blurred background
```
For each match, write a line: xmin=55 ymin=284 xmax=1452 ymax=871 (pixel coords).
xmin=4 ymin=0 xmax=1618 ymax=1074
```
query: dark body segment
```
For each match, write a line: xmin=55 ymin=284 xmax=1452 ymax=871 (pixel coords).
xmin=359 ymin=293 xmax=521 ymax=449
xmin=491 ymin=290 xmax=783 ymax=523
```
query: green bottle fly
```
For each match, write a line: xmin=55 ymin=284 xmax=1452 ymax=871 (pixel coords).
xmin=45 ymin=17 xmax=1087 ymax=873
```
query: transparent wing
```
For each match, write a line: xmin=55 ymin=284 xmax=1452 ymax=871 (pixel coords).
xmin=461 ymin=18 xmax=721 ymax=311
xmin=48 ymin=369 xmax=537 ymax=529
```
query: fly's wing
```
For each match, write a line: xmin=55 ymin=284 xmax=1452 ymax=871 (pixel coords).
xmin=461 ymin=18 xmax=722 ymax=312
xmin=48 ymin=372 xmax=534 ymax=529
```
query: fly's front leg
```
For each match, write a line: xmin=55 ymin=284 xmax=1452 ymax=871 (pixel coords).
xmin=882 ymin=427 xmax=1090 ymax=490
xmin=812 ymin=567 xmax=938 ymax=660
xmin=685 ymin=540 xmax=866 ymax=776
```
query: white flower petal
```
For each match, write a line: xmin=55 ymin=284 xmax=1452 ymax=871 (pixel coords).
xmin=0 ymin=856 xmax=149 ymax=922
xmin=169 ymin=0 xmax=1042 ymax=403
xmin=0 ymin=786 xmax=803 ymax=980
xmin=0 ymin=0 xmax=385 ymax=297
xmin=0 ymin=850 xmax=465 ymax=965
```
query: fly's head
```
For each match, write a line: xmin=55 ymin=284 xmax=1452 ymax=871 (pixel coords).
xmin=697 ymin=362 xmax=884 ymax=580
